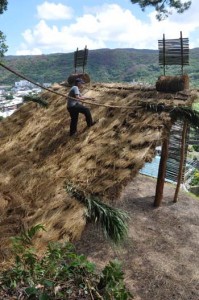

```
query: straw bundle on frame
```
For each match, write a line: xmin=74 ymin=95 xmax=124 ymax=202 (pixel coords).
xmin=156 ymin=75 xmax=189 ymax=93
xmin=67 ymin=73 xmax=90 ymax=85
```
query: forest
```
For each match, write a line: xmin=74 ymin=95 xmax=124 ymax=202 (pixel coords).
xmin=1 ymin=47 xmax=199 ymax=87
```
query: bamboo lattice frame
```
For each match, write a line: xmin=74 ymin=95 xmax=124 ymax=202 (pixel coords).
xmin=74 ymin=46 xmax=88 ymax=73
xmin=166 ymin=120 xmax=190 ymax=183
xmin=158 ymin=31 xmax=189 ymax=75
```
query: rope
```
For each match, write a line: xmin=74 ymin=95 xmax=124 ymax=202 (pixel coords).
xmin=0 ymin=61 xmax=143 ymax=110
xmin=0 ymin=61 xmax=66 ymax=97
xmin=0 ymin=61 xmax=186 ymax=112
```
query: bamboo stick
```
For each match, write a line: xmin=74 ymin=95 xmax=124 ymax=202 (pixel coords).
xmin=154 ymin=137 xmax=169 ymax=207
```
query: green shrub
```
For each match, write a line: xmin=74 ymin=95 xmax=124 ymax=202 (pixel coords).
xmin=99 ymin=260 xmax=131 ymax=300
xmin=23 ymin=94 xmax=48 ymax=108
xmin=190 ymin=170 xmax=199 ymax=186
xmin=0 ymin=225 xmax=133 ymax=299
xmin=192 ymin=145 xmax=199 ymax=152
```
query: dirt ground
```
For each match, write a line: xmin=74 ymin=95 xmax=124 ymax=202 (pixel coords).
xmin=75 ymin=174 xmax=199 ymax=300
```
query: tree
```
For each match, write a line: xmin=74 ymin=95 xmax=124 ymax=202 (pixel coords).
xmin=0 ymin=0 xmax=7 ymax=13
xmin=0 ymin=0 xmax=8 ymax=56
xmin=0 ymin=31 xmax=8 ymax=57
xmin=130 ymin=0 xmax=192 ymax=20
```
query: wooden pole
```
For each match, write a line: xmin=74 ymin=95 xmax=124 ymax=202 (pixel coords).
xmin=154 ymin=137 xmax=169 ymax=207
xmin=83 ymin=45 xmax=87 ymax=74
xmin=173 ymin=120 xmax=188 ymax=203
xmin=74 ymin=47 xmax=78 ymax=73
xmin=163 ymin=33 xmax=166 ymax=76
xmin=180 ymin=31 xmax=184 ymax=75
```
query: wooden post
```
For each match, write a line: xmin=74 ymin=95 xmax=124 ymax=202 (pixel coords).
xmin=83 ymin=45 xmax=87 ymax=74
xmin=180 ymin=31 xmax=184 ymax=76
xmin=163 ymin=33 xmax=166 ymax=76
xmin=173 ymin=120 xmax=188 ymax=203
xmin=74 ymin=47 xmax=78 ymax=73
xmin=154 ymin=138 xmax=169 ymax=207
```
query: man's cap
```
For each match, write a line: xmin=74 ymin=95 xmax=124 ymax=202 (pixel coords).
xmin=75 ymin=78 xmax=85 ymax=84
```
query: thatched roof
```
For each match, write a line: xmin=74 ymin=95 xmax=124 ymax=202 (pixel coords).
xmin=0 ymin=82 xmax=197 ymax=265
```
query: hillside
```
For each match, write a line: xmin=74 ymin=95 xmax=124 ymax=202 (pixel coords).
xmin=76 ymin=175 xmax=199 ymax=300
xmin=0 ymin=81 xmax=199 ymax=299
xmin=1 ymin=48 xmax=199 ymax=87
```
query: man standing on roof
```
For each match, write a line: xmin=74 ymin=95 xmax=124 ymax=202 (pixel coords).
xmin=67 ymin=78 xmax=95 ymax=136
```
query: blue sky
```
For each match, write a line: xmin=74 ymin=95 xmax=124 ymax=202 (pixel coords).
xmin=1 ymin=0 xmax=199 ymax=55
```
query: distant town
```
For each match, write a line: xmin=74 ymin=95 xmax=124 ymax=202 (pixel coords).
xmin=0 ymin=80 xmax=51 ymax=119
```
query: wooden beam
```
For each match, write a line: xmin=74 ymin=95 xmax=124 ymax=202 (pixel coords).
xmin=154 ymin=138 xmax=169 ymax=207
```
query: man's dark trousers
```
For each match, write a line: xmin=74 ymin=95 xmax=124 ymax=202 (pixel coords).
xmin=68 ymin=103 xmax=93 ymax=136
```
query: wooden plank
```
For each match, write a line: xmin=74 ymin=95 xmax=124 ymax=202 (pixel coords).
xmin=154 ymin=138 xmax=169 ymax=207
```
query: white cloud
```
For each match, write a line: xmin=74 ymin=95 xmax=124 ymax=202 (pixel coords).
xmin=16 ymin=2 xmax=199 ymax=55
xmin=146 ymin=1 xmax=199 ymax=48
xmin=17 ymin=19 xmax=105 ymax=54
xmin=37 ymin=1 xmax=73 ymax=20
xmin=16 ymin=47 xmax=42 ymax=55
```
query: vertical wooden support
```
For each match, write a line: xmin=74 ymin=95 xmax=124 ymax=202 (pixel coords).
xmin=73 ymin=45 xmax=88 ymax=74
xmin=83 ymin=45 xmax=87 ymax=74
xmin=74 ymin=47 xmax=78 ymax=73
xmin=154 ymin=137 xmax=169 ymax=207
xmin=163 ymin=33 xmax=166 ymax=76
xmin=180 ymin=31 xmax=184 ymax=75
xmin=173 ymin=121 xmax=188 ymax=203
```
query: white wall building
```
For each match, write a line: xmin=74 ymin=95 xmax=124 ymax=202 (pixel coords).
xmin=15 ymin=80 xmax=36 ymax=88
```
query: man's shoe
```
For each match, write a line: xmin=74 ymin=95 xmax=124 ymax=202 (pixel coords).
xmin=70 ymin=132 xmax=78 ymax=137
xmin=91 ymin=120 xmax=98 ymax=126
xmin=87 ymin=120 xmax=98 ymax=129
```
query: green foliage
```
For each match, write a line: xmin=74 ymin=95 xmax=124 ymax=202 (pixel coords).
xmin=0 ymin=1 xmax=8 ymax=56
xmin=190 ymin=170 xmax=199 ymax=186
xmin=193 ymin=145 xmax=199 ymax=152
xmin=142 ymin=103 xmax=199 ymax=129
xmin=12 ymin=224 xmax=46 ymax=248
xmin=5 ymin=94 xmax=13 ymax=100
xmin=66 ymin=182 xmax=129 ymax=244
xmin=192 ymin=101 xmax=199 ymax=112
xmin=130 ymin=0 xmax=191 ymax=20
xmin=169 ymin=107 xmax=199 ymax=128
xmin=0 ymin=225 xmax=133 ymax=299
xmin=2 ymin=48 xmax=199 ymax=87
xmin=0 ymin=0 xmax=7 ymax=14
xmin=99 ymin=260 xmax=133 ymax=300
xmin=23 ymin=94 xmax=48 ymax=108
xmin=0 ymin=30 xmax=8 ymax=57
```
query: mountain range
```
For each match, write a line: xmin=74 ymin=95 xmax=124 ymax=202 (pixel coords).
xmin=1 ymin=48 xmax=199 ymax=87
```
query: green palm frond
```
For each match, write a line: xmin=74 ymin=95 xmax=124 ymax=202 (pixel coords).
xmin=86 ymin=195 xmax=129 ymax=243
xmin=170 ymin=107 xmax=199 ymax=128
xmin=141 ymin=102 xmax=166 ymax=113
xmin=65 ymin=182 xmax=129 ymax=244
xmin=140 ymin=103 xmax=199 ymax=128
xmin=11 ymin=224 xmax=46 ymax=251
xmin=23 ymin=95 xmax=48 ymax=108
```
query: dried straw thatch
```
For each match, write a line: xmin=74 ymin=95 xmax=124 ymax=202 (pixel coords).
xmin=67 ymin=72 xmax=90 ymax=85
xmin=156 ymin=75 xmax=189 ymax=93
xmin=0 ymin=82 xmax=197 ymax=265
